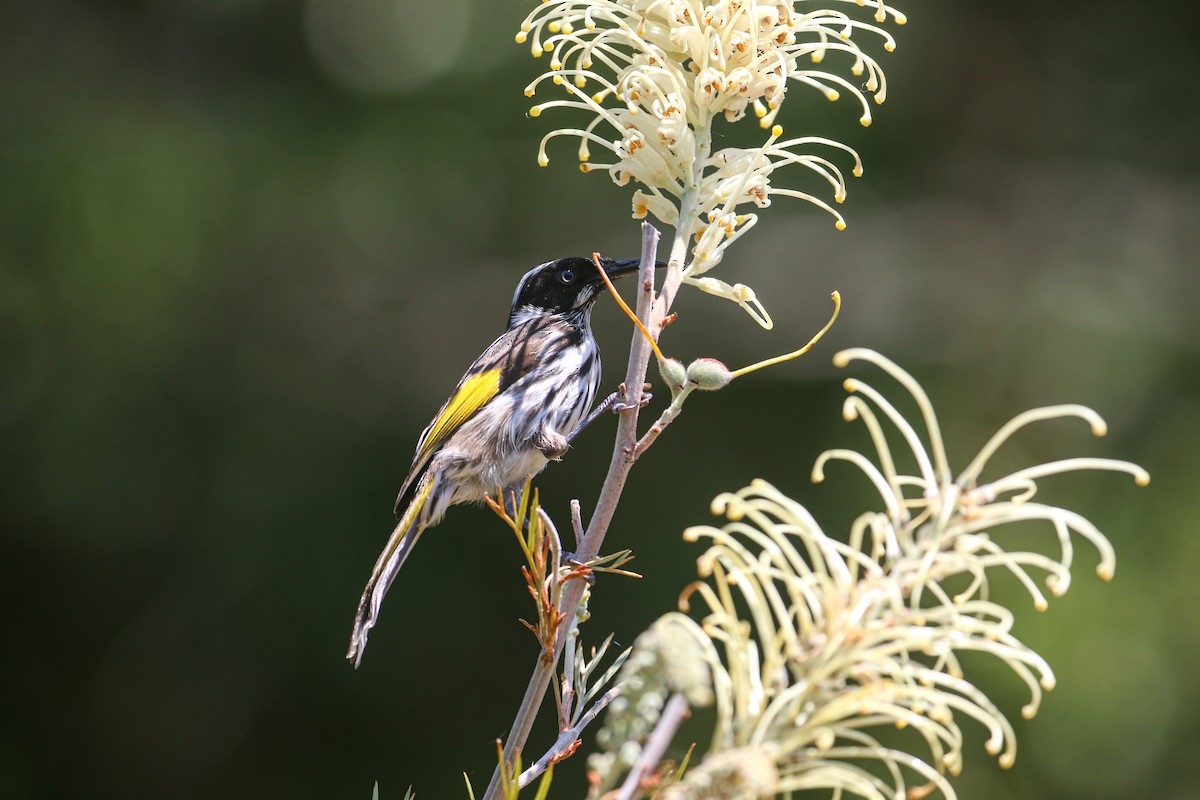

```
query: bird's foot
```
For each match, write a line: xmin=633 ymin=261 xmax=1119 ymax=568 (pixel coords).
xmin=566 ymin=383 xmax=653 ymax=443
xmin=560 ymin=551 xmax=597 ymax=586
xmin=610 ymin=382 xmax=653 ymax=413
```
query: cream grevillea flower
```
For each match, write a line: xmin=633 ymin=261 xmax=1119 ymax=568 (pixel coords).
xmin=602 ymin=349 xmax=1147 ymax=798
xmin=518 ymin=0 xmax=904 ymax=327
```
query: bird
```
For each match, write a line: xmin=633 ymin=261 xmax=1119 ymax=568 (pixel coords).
xmin=347 ymin=255 xmax=648 ymax=667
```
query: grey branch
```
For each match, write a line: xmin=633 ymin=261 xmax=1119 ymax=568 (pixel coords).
xmin=614 ymin=692 xmax=691 ymax=800
xmin=483 ymin=223 xmax=671 ymax=800
xmin=518 ymin=685 xmax=623 ymax=788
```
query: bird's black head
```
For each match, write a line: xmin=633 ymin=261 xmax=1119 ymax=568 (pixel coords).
xmin=508 ymin=256 xmax=642 ymax=327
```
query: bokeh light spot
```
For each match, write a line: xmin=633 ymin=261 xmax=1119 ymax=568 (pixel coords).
xmin=304 ymin=0 xmax=471 ymax=95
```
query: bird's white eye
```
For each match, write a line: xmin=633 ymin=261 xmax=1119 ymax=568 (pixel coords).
xmin=559 ymin=268 xmax=575 ymax=284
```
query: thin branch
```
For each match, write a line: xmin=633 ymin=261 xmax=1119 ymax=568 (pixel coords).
xmin=633 ymin=389 xmax=693 ymax=458
xmin=560 ymin=624 xmax=580 ymax=728
xmin=614 ymin=693 xmax=691 ymax=800
xmin=518 ymin=685 xmax=624 ymax=788
xmin=569 ymin=499 xmax=585 ymax=550
xmin=483 ymin=223 xmax=666 ymax=800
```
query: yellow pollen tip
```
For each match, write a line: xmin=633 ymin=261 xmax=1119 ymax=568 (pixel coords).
xmin=550 ymin=60 xmax=561 ymax=70
xmin=537 ymin=156 xmax=549 ymax=167
xmin=579 ymin=163 xmax=591 ymax=173
xmin=885 ymin=42 xmax=896 ymax=52
xmin=826 ymin=90 xmax=840 ymax=101
xmin=896 ymin=14 xmax=908 ymax=24
xmin=874 ymin=95 xmax=885 ymax=105
xmin=1097 ymin=565 xmax=1115 ymax=581
xmin=835 ymin=219 xmax=847 ymax=231
xmin=771 ymin=124 xmax=783 ymax=137
xmin=542 ymin=42 xmax=553 ymax=52
xmin=810 ymin=53 xmax=824 ymax=63
xmin=529 ymin=106 xmax=542 ymax=117
xmin=547 ymin=21 xmax=561 ymax=33
xmin=523 ymin=88 xmax=534 ymax=97
xmin=859 ymin=116 xmax=871 ymax=127
xmin=515 ymin=32 xmax=527 ymax=44
xmin=852 ymin=166 xmax=864 ymax=177
xmin=552 ymin=75 xmax=563 ymax=85
xmin=1135 ymin=472 xmax=1150 ymax=486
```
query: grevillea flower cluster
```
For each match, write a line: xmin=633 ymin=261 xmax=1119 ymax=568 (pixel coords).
xmin=587 ymin=617 xmax=714 ymax=791
xmin=589 ymin=349 xmax=1147 ymax=799
xmin=518 ymin=1 xmax=904 ymax=327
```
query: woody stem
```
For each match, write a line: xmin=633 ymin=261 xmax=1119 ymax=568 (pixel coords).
xmin=483 ymin=221 xmax=668 ymax=800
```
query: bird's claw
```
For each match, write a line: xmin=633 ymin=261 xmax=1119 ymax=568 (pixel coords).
xmin=612 ymin=395 xmax=651 ymax=412
xmin=560 ymin=552 xmax=597 ymax=586
xmin=613 ymin=382 xmax=653 ymax=413
xmin=568 ymin=383 xmax=653 ymax=443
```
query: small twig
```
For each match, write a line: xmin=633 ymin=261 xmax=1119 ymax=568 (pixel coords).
xmin=633 ymin=389 xmax=693 ymax=459
xmin=569 ymin=499 xmax=585 ymax=549
xmin=538 ymin=506 xmax=570 ymax=724
xmin=539 ymin=507 xmax=564 ymax=634
xmin=518 ymin=685 xmax=623 ymax=788
xmin=614 ymin=693 xmax=691 ymax=800
xmin=559 ymin=615 xmax=580 ymax=728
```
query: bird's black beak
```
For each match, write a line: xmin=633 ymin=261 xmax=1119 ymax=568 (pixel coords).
xmin=598 ymin=257 xmax=669 ymax=280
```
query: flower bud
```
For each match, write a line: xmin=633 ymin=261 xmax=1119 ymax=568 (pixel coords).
xmin=659 ymin=358 xmax=687 ymax=391
xmin=686 ymin=358 xmax=732 ymax=391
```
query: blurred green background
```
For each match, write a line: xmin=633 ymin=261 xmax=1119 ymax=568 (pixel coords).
xmin=2 ymin=1 xmax=1198 ymax=798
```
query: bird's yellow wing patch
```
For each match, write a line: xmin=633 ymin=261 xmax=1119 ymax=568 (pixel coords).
xmin=416 ymin=369 xmax=502 ymax=465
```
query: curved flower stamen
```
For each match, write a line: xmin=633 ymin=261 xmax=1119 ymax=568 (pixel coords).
xmin=519 ymin=0 xmax=903 ymax=326
xmin=593 ymin=351 xmax=1145 ymax=799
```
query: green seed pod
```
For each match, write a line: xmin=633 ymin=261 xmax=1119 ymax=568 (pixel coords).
xmin=686 ymin=358 xmax=733 ymax=391
xmin=659 ymin=357 xmax=687 ymax=391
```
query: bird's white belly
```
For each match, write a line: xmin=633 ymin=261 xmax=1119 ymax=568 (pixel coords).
xmin=434 ymin=396 xmax=552 ymax=502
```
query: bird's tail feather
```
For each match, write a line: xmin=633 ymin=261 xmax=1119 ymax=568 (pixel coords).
xmin=347 ymin=472 xmax=437 ymax=668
